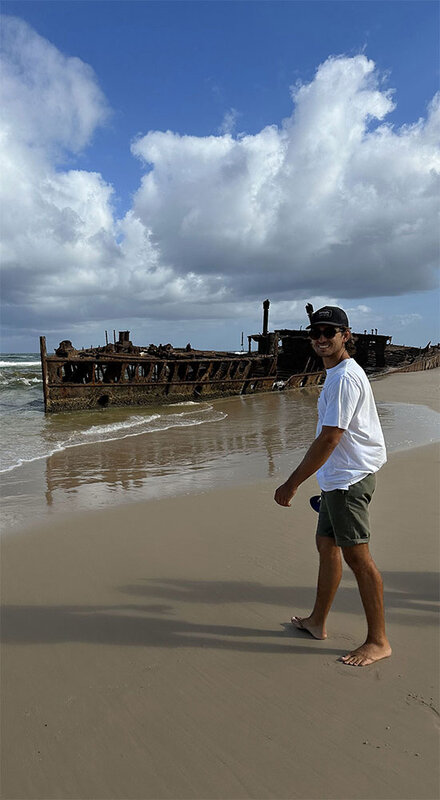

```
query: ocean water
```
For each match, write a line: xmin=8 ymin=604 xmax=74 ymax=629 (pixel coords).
xmin=1 ymin=354 xmax=439 ymax=532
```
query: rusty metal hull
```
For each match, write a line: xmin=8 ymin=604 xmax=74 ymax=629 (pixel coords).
xmin=40 ymin=337 xmax=279 ymax=412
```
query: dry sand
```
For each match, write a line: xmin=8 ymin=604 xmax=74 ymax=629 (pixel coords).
xmin=1 ymin=370 xmax=439 ymax=800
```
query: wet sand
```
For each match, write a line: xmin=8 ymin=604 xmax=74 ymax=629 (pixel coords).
xmin=1 ymin=370 xmax=439 ymax=799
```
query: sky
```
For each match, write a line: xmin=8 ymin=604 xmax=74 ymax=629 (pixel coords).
xmin=1 ymin=0 xmax=439 ymax=353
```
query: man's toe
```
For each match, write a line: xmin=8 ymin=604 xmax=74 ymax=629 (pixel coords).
xmin=341 ymin=654 xmax=357 ymax=665
xmin=341 ymin=652 xmax=375 ymax=666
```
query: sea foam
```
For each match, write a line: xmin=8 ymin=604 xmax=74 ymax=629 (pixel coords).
xmin=0 ymin=361 xmax=41 ymax=368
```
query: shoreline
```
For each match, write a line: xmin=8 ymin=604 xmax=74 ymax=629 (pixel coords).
xmin=1 ymin=369 xmax=439 ymax=799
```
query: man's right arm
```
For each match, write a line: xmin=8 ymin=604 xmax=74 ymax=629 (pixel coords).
xmin=274 ymin=425 xmax=345 ymax=507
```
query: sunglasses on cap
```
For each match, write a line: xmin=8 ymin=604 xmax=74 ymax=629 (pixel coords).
xmin=309 ymin=326 xmax=345 ymax=340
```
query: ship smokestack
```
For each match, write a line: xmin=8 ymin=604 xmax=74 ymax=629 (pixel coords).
xmin=263 ymin=299 xmax=270 ymax=336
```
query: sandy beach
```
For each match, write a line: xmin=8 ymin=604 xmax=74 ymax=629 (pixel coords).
xmin=1 ymin=369 xmax=439 ymax=800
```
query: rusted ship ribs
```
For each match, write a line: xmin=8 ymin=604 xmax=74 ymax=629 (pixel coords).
xmin=40 ymin=300 xmax=439 ymax=412
xmin=39 ymin=334 xmax=278 ymax=412
xmin=386 ymin=346 xmax=440 ymax=374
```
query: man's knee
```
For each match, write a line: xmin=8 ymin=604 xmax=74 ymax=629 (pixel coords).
xmin=316 ymin=534 xmax=340 ymax=557
xmin=342 ymin=543 xmax=371 ymax=570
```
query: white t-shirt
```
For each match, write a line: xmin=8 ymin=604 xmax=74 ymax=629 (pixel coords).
xmin=316 ymin=358 xmax=386 ymax=491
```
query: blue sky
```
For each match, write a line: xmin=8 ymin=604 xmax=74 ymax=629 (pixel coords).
xmin=1 ymin=0 xmax=439 ymax=352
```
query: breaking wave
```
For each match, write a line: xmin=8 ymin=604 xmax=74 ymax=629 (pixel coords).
xmin=0 ymin=353 xmax=42 ymax=390
xmin=0 ymin=374 xmax=42 ymax=387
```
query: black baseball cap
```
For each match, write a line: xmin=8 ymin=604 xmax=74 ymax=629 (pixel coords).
xmin=306 ymin=306 xmax=350 ymax=329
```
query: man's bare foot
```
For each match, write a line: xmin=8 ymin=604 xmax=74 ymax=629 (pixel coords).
xmin=340 ymin=641 xmax=392 ymax=666
xmin=291 ymin=616 xmax=327 ymax=640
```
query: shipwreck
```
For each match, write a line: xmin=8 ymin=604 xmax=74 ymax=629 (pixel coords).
xmin=39 ymin=300 xmax=440 ymax=412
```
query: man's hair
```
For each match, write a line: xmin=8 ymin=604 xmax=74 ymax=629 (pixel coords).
xmin=343 ymin=329 xmax=356 ymax=356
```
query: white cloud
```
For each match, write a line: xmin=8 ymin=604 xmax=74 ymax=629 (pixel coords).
xmin=0 ymin=19 xmax=438 ymax=348
xmin=0 ymin=16 xmax=110 ymax=157
xmin=349 ymin=305 xmax=372 ymax=314
xmin=130 ymin=54 xmax=439 ymax=300
xmin=218 ymin=108 xmax=240 ymax=135
xmin=393 ymin=313 xmax=422 ymax=327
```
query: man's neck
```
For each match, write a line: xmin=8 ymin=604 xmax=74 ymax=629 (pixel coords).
xmin=322 ymin=351 xmax=350 ymax=370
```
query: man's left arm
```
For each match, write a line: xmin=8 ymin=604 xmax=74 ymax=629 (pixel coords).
xmin=274 ymin=426 xmax=345 ymax=507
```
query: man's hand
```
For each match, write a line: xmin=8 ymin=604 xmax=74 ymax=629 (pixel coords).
xmin=274 ymin=480 xmax=297 ymax=507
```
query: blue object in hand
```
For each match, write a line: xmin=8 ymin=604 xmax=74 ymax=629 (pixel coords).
xmin=309 ymin=495 xmax=321 ymax=513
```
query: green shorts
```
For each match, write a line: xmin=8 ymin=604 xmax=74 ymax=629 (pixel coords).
xmin=316 ymin=473 xmax=376 ymax=547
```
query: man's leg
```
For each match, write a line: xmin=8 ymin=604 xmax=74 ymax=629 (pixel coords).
xmin=291 ymin=535 xmax=342 ymax=640
xmin=340 ymin=543 xmax=392 ymax=666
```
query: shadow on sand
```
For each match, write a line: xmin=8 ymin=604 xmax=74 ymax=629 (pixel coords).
xmin=1 ymin=571 xmax=437 ymax=651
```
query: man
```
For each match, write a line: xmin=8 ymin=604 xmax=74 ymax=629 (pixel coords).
xmin=274 ymin=306 xmax=391 ymax=667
